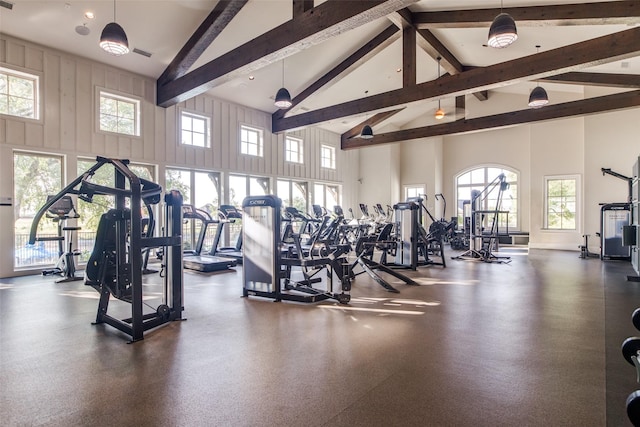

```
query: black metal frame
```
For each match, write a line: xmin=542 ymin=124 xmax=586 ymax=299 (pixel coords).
xmin=29 ymin=156 xmax=184 ymax=342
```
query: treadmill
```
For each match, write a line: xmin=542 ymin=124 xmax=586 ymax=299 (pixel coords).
xmin=182 ymin=205 xmax=237 ymax=272
xmin=211 ymin=204 xmax=244 ymax=264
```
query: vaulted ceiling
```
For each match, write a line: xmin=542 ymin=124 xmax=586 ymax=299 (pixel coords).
xmin=2 ymin=0 xmax=639 ymax=149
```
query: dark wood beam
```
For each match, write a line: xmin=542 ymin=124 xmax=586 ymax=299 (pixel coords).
xmin=273 ymin=26 xmax=640 ymax=132
xmin=413 ymin=1 xmax=640 ymax=29
xmin=157 ymin=0 xmax=420 ymax=107
xmin=403 ymin=26 xmax=416 ymax=87
xmin=341 ymin=90 xmax=640 ymax=149
xmin=272 ymin=25 xmax=400 ymax=121
xmin=293 ymin=0 xmax=314 ymax=18
xmin=340 ymin=108 xmax=405 ymax=142
xmin=157 ymin=0 xmax=248 ymax=87
xmin=542 ymin=72 xmax=640 ymax=88
xmin=389 ymin=9 xmax=488 ymax=101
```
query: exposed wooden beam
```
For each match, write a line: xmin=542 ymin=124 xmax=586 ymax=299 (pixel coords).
xmin=157 ymin=0 xmax=420 ymax=107
xmin=341 ymin=109 xmax=405 ymax=142
xmin=272 ymin=25 xmax=400 ymax=121
xmin=293 ymin=0 xmax=314 ymax=18
xmin=157 ymin=0 xmax=248 ymax=87
xmin=413 ymin=1 xmax=640 ymax=29
xmin=273 ymin=26 xmax=640 ymax=132
xmin=341 ymin=90 xmax=640 ymax=149
xmin=542 ymin=72 xmax=640 ymax=88
xmin=389 ymin=9 xmax=488 ymax=101
xmin=403 ymin=26 xmax=416 ymax=87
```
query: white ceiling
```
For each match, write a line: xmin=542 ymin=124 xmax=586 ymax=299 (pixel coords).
xmin=1 ymin=0 xmax=638 ymax=135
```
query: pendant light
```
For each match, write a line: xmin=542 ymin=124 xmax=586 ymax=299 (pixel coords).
xmin=488 ymin=0 xmax=517 ymax=49
xmin=274 ymin=60 xmax=292 ymax=109
xmin=360 ymin=124 xmax=374 ymax=139
xmin=99 ymin=0 xmax=129 ymax=56
xmin=528 ymin=46 xmax=549 ymax=108
xmin=434 ymin=57 xmax=445 ymax=120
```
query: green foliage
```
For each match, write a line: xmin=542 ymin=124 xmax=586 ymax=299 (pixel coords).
xmin=13 ymin=154 xmax=62 ymax=232
xmin=165 ymin=169 xmax=191 ymax=204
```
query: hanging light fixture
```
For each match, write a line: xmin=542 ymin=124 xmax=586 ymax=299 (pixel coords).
xmin=528 ymin=86 xmax=549 ymax=108
xmin=434 ymin=57 xmax=445 ymax=120
xmin=528 ymin=46 xmax=549 ymax=108
xmin=274 ymin=60 xmax=292 ymax=109
xmin=360 ymin=124 xmax=374 ymax=139
xmin=488 ymin=1 xmax=517 ymax=48
xmin=99 ymin=0 xmax=129 ymax=56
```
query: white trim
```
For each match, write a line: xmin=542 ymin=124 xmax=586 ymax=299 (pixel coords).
xmin=0 ymin=64 xmax=43 ymax=123
xmin=95 ymin=86 xmax=142 ymax=138
xmin=238 ymin=123 xmax=264 ymax=157
xmin=543 ymin=174 xmax=581 ymax=231
xmin=178 ymin=107 xmax=211 ymax=148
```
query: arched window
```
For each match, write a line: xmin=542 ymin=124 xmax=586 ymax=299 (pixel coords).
xmin=455 ymin=165 xmax=519 ymax=231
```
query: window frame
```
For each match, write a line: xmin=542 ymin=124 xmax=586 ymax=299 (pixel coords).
xmin=455 ymin=165 xmax=519 ymax=231
xmin=239 ymin=124 xmax=264 ymax=157
xmin=96 ymin=87 xmax=142 ymax=137
xmin=179 ymin=108 xmax=211 ymax=148
xmin=544 ymin=174 xmax=580 ymax=231
xmin=404 ymin=185 xmax=425 ymax=200
xmin=320 ymin=144 xmax=336 ymax=169
xmin=285 ymin=136 xmax=304 ymax=164
xmin=0 ymin=65 xmax=42 ymax=122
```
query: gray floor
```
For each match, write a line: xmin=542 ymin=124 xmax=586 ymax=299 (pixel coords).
xmin=1 ymin=248 xmax=639 ymax=426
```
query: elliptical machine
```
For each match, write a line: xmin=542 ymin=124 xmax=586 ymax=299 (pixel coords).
xmin=41 ymin=195 xmax=83 ymax=283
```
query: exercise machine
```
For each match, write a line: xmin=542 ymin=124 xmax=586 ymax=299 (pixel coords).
xmin=40 ymin=195 xmax=83 ymax=283
xmin=600 ymin=168 xmax=633 ymax=260
xmin=394 ymin=199 xmax=446 ymax=269
xmin=182 ymin=205 xmax=237 ymax=272
xmin=211 ymin=204 xmax=243 ymax=263
xmin=453 ymin=174 xmax=511 ymax=263
xmin=350 ymin=221 xmax=419 ymax=293
xmin=242 ymin=195 xmax=351 ymax=304
xmin=29 ymin=157 xmax=184 ymax=342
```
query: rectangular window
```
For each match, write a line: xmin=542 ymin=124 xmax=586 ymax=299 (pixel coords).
xmin=13 ymin=152 xmax=63 ymax=269
xmin=180 ymin=110 xmax=211 ymax=148
xmin=545 ymin=175 xmax=578 ymax=230
xmin=321 ymin=145 xmax=336 ymax=169
xmin=0 ymin=67 xmax=39 ymax=119
xmin=240 ymin=124 xmax=263 ymax=157
xmin=405 ymin=185 xmax=425 ymax=200
xmin=285 ymin=136 xmax=304 ymax=164
xmin=98 ymin=90 xmax=140 ymax=136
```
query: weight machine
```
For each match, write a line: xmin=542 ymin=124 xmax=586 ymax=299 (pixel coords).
xmin=453 ymin=173 xmax=511 ymax=263
xmin=600 ymin=168 xmax=632 ymax=260
xmin=242 ymin=195 xmax=351 ymax=304
xmin=390 ymin=200 xmax=445 ymax=269
xmin=29 ymin=157 xmax=184 ymax=342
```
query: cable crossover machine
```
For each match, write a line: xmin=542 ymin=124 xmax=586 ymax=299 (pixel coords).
xmin=29 ymin=157 xmax=184 ymax=342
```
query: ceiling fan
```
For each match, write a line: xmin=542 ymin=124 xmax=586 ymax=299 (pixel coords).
xmin=427 ymin=57 xmax=466 ymax=123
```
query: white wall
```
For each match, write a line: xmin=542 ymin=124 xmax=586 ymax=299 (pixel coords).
xmin=0 ymin=35 xmax=356 ymax=278
xmin=529 ymin=117 xmax=584 ymax=250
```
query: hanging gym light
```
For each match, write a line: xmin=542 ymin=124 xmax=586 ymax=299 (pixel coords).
xmin=528 ymin=46 xmax=549 ymax=108
xmin=274 ymin=60 xmax=292 ymax=109
xmin=528 ymin=86 xmax=549 ymax=108
xmin=360 ymin=124 xmax=374 ymax=139
xmin=487 ymin=1 xmax=517 ymax=48
xmin=99 ymin=0 xmax=129 ymax=56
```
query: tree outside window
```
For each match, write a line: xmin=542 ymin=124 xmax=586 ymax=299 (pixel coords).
xmin=99 ymin=91 xmax=140 ymax=136
xmin=0 ymin=67 xmax=39 ymax=119
xmin=546 ymin=177 xmax=577 ymax=229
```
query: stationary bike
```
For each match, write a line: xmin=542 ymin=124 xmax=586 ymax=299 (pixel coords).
xmin=41 ymin=195 xmax=83 ymax=283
